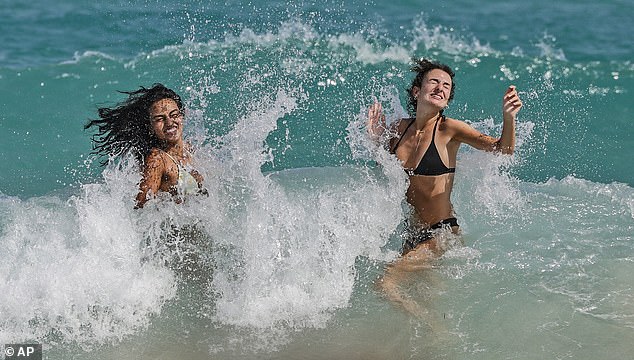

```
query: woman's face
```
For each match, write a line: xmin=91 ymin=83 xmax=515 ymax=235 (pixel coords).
xmin=149 ymin=98 xmax=183 ymax=145
xmin=414 ymin=68 xmax=452 ymax=110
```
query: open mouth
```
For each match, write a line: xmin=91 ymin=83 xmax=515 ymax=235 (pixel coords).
xmin=165 ymin=126 xmax=178 ymax=136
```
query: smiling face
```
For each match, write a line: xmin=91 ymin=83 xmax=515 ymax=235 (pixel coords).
xmin=413 ymin=68 xmax=453 ymax=111
xmin=149 ymin=98 xmax=183 ymax=145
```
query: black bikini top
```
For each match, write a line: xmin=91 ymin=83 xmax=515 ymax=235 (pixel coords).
xmin=390 ymin=115 xmax=456 ymax=176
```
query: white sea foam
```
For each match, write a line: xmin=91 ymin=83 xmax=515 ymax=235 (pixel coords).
xmin=189 ymin=89 xmax=407 ymax=340
xmin=60 ymin=51 xmax=117 ymax=65
xmin=4 ymin=11 xmax=633 ymax=358
xmin=0 ymin=160 xmax=177 ymax=346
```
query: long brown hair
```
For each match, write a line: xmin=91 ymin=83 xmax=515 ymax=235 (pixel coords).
xmin=85 ymin=83 xmax=183 ymax=165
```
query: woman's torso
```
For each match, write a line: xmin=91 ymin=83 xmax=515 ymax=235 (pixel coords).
xmin=390 ymin=117 xmax=460 ymax=226
xmin=158 ymin=149 xmax=201 ymax=196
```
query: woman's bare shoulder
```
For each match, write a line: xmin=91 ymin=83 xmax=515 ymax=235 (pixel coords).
xmin=389 ymin=117 xmax=414 ymax=132
xmin=442 ymin=116 xmax=473 ymax=132
xmin=144 ymin=148 xmax=167 ymax=168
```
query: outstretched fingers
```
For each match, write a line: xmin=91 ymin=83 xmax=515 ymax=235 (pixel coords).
xmin=368 ymin=101 xmax=385 ymax=125
xmin=367 ymin=101 xmax=386 ymax=139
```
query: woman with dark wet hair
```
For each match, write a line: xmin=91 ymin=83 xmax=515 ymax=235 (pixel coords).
xmin=86 ymin=83 xmax=205 ymax=208
xmin=368 ymin=58 xmax=523 ymax=314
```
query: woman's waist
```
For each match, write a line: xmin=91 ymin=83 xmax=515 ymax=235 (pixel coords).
xmin=407 ymin=203 xmax=455 ymax=229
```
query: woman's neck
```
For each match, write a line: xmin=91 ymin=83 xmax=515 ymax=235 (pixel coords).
xmin=162 ymin=140 xmax=185 ymax=157
xmin=415 ymin=109 xmax=441 ymax=130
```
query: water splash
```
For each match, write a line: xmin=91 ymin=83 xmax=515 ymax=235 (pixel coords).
xmin=0 ymin=159 xmax=176 ymax=346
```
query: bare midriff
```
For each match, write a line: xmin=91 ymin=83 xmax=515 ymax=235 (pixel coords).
xmin=406 ymin=173 xmax=455 ymax=227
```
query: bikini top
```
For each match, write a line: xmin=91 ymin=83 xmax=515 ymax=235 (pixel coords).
xmin=390 ymin=115 xmax=456 ymax=176
xmin=163 ymin=152 xmax=200 ymax=196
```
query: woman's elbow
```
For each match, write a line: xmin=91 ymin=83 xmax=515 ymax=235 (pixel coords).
xmin=492 ymin=140 xmax=514 ymax=155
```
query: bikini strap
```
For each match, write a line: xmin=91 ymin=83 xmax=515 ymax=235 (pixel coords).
xmin=390 ymin=119 xmax=416 ymax=154
xmin=430 ymin=114 xmax=444 ymax=142
xmin=391 ymin=114 xmax=445 ymax=153
xmin=162 ymin=151 xmax=182 ymax=168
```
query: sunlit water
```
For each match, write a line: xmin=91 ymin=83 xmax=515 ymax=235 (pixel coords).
xmin=1 ymin=1 xmax=632 ymax=359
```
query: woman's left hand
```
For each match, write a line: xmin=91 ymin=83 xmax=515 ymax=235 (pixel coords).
xmin=503 ymin=85 xmax=523 ymax=121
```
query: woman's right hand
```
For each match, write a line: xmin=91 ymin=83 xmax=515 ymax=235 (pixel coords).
xmin=367 ymin=101 xmax=386 ymax=141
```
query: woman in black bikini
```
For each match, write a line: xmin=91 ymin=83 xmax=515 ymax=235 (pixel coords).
xmin=368 ymin=58 xmax=523 ymax=314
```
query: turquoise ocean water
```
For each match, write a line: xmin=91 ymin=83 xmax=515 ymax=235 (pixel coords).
xmin=1 ymin=0 xmax=633 ymax=359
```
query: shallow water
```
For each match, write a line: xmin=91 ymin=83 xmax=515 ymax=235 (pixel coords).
xmin=1 ymin=0 xmax=633 ymax=359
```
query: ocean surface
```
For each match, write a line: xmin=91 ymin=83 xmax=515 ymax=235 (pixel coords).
xmin=1 ymin=0 xmax=633 ymax=359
